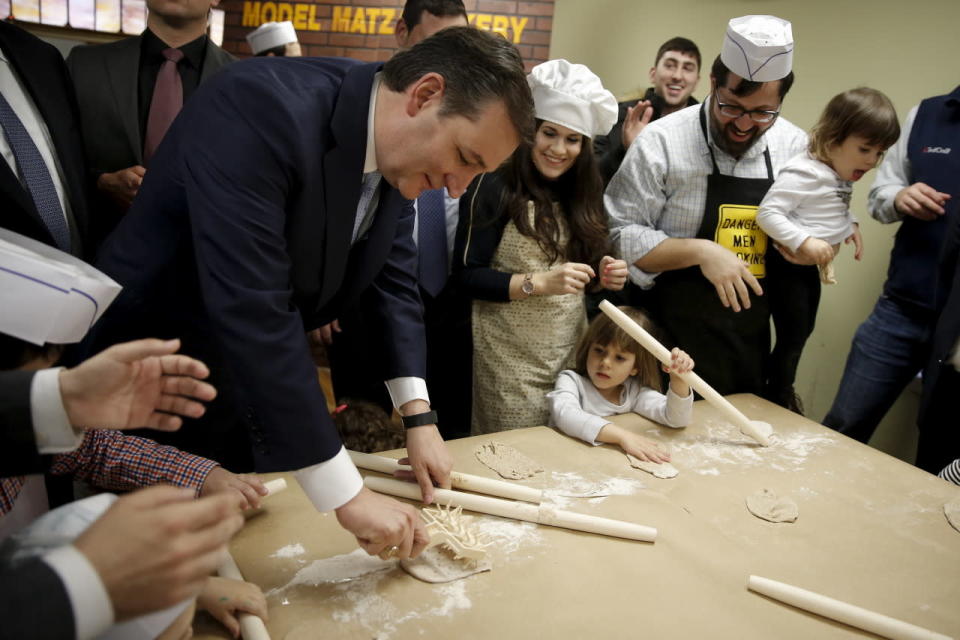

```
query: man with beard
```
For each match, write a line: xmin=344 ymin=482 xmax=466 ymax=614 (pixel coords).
xmin=606 ymin=15 xmax=807 ymax=398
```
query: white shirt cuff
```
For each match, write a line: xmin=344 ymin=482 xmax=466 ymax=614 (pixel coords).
xmin=31 ymin=368 xmax=84 ymax=454
xmin=43 ymin=545 xmax=114 ymax=640
xmin=384 ymin=377 xmax=430 ymax=409
xmin=293 ymin=447 xmax=364 ymax=512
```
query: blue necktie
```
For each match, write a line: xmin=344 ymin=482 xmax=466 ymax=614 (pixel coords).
xmin=0 ymin=91 xmax=71 ymax=252
xmin=417 ymin=189 xmax=448 ymax=297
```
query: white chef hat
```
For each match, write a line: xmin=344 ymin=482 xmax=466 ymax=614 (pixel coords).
xmin=246 ymin=21 xmax=298 ymax=55
xmin=527 ymin=59 xmax=618 ymax=139
xmin=721 ymin=15 xmax=794 ymax=82
xmin=0 ymin=228 xmax=121 ymax=346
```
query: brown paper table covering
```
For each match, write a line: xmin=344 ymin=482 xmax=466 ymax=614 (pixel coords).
xmin=194 ymin=394 xmax=960 ymax=639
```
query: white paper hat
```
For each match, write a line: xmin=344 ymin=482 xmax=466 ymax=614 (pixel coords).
xmin=0 ymin=228 xmax=121 ymax=346
xmin=527 ymin=59 xmax=618 ymax=138
xmin=246 ymin=21 xmax=298 ymax=55
xmin=721 ymin=15 xmax=794 ymax=82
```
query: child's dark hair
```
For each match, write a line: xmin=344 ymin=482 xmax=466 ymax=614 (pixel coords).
xmin=573 ymin=307 xmax=662 ymax=392
xmin=809 ymin=87 xmax=900 ymax=164
xmin=331 ymin=399 xmax=405 ymax=453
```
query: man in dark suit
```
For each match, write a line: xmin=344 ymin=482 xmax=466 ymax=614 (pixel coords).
xmin=87 ymin=27 xmax=534 ymax=558
xmin=0 ymin=22 xmax=89 ymax=259
xmin=66 ymin=0 xmax=233 ymax=243
xmin=327 ymin=0 xmax=474 ymax=440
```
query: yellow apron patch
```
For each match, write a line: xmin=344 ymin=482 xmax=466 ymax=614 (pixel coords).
xmin=714 ymin=204 xmax=767 ymax=278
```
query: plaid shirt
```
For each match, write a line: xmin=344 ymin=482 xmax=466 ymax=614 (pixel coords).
xmin=0 ymin=430 xmax=219 ymax=515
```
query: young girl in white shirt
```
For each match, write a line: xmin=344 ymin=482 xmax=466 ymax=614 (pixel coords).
xmin=547 ymin=306 xmax=695 ymax=462
xmin=757 ymin=87 xmax=899 ymax=412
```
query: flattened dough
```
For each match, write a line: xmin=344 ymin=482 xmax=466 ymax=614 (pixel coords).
xmin=945 ymin=501 xmax=960 ymax=534
xmin=746 ymin=488 xmax=798 ymax=523
xmin=400 ymin=547 xmax=492 ymax=583
xmin=626 ymin=454 xmax=679 ymax=479
xmin=474 ymin=441 xmax=543 ymax=480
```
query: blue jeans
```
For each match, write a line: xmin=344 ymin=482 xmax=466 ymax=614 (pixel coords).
xmin=822 ymin=296 xmax=933 ymax=443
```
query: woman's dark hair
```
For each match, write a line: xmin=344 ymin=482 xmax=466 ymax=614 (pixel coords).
xmin=500 ymin=120 xmax=611 ymax=267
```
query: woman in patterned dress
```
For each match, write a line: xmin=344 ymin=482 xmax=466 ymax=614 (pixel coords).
xmin=453 ymin=59 xmax=628 ymax=435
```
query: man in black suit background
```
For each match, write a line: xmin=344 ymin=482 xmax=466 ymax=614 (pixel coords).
xmin=0 ymin=21 xmax=89 ymax=259
xmin=67 ymin=0 xmax=233 ymax=243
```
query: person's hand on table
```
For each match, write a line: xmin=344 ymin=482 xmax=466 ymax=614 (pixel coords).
xmin=197 ymin=575 xmax=269 ymax=639
xmin=597 ymin=423 xmax=671 ymax=463
xmin=698 ymin=242 xmax=763 ymax=311
xmin=74 ymin=486 xmax=244 ymax=620
xmin=397 ymin=424 xmax=453 ymax=504
xmin=334 ymin=486 xmax=429 ymax=559
xmin=200 ymin=467 xmax=269 ymax=510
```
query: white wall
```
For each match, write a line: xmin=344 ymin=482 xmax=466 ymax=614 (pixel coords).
xmin=550 ymin=0 xmax=960 ymax=461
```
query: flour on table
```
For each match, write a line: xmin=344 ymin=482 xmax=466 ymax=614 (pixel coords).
xmin=945 ymin=501 xmax=960 ymax=534
xmin=270 ymin=543 xmax=305 ymax=558
xmin=266 ymin=549 xmax=394 ymax=595
xmin=474 ymin=441 xmax=543 ymax=479
xmin=745 ymin=488 xmax=798 ymax=523
xmin=400 ymin=546 xmax=492 ymax=583
xmin=626 ymin=454 xmax=679 ymax=479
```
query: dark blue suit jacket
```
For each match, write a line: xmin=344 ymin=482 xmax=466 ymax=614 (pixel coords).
xmin=89 ymin=58 xmax=426 ymax=471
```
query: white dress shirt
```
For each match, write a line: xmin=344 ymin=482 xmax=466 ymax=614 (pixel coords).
xmin=868 ymin=104 xmax=919 ymax=224
xmin=605 ymin=100 xmax=808 ymax=288
xmin=16 ymin=368 xmax=114 ymax=639
xmin=757 ymin=151 xmax=857 ymax=251
xmin=295 ymin=72 xmax=431 ymax=514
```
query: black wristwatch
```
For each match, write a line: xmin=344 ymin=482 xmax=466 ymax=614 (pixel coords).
xmin=400 ymin=410 xmax=438 ymax=429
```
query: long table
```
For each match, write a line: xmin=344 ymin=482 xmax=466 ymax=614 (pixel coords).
xmin=195 ymin=394 xmax=960 ymax=639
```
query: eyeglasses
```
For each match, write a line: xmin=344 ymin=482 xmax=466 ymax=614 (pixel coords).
xmin=715 ymin=100 xmax=780 ymax=124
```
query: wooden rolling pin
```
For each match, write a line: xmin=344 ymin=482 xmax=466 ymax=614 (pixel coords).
xmin=349 ymin=450 xmax=543 ymax=503
xmin=748 ymin=576 xmax=952 ymax=640
xmin=364 ymin=476 xmax=656 ymax=542
xmin=262 ymin=478 xmax=287 ymax=496
xmin=598 ymin=300 xmax=771 ymax=446
xmin=217 ymin=551 xmax=271 ymax=640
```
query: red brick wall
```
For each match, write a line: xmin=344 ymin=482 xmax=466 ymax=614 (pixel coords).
xmin=220 ymin=0 xmax=554 ymax=70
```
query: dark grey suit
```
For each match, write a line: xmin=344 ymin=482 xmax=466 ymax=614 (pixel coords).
xmin=66 ymin=34 xmax=233 ymax=244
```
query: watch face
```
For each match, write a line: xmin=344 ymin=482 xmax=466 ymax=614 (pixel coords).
xmin=522 ymin=278 xmax=534 ymax=294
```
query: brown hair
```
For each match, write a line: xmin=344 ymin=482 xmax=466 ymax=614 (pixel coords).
xmin=573 ymin=307 xmax=662 ymax=392
xmin=332 ymin=399 xmax=405 ymax=453
xmin=383 ymin=27 xmax=535 ymax=146
xmin=809 ymin=87 xmax=900 ymax=164
xmin=501 ymin=120 xmax=610 ymax=267
xmin=654 ymin=37 xmax=701 ymax=70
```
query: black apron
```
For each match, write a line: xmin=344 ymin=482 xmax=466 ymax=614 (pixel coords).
xmin=647 ymin=104 xmax=774 ymax=396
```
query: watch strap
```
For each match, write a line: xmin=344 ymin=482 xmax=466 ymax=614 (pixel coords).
xmin=400 ymin=410 xmax=438 ymax=429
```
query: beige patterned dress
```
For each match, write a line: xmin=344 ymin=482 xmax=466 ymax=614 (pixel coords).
xmin=471 ymin=202 xmax=587 ymax=435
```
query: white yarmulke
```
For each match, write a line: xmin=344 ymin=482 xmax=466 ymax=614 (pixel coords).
xmin=0 ymin=228 xmax=120 ymax=346
xmin=527 ymin=59 xmax=618 ymax=138
xmin=246 ymin=21 xmax=298 ymax=55
xmin=721 ymin=15 xmax=794 ymax=82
